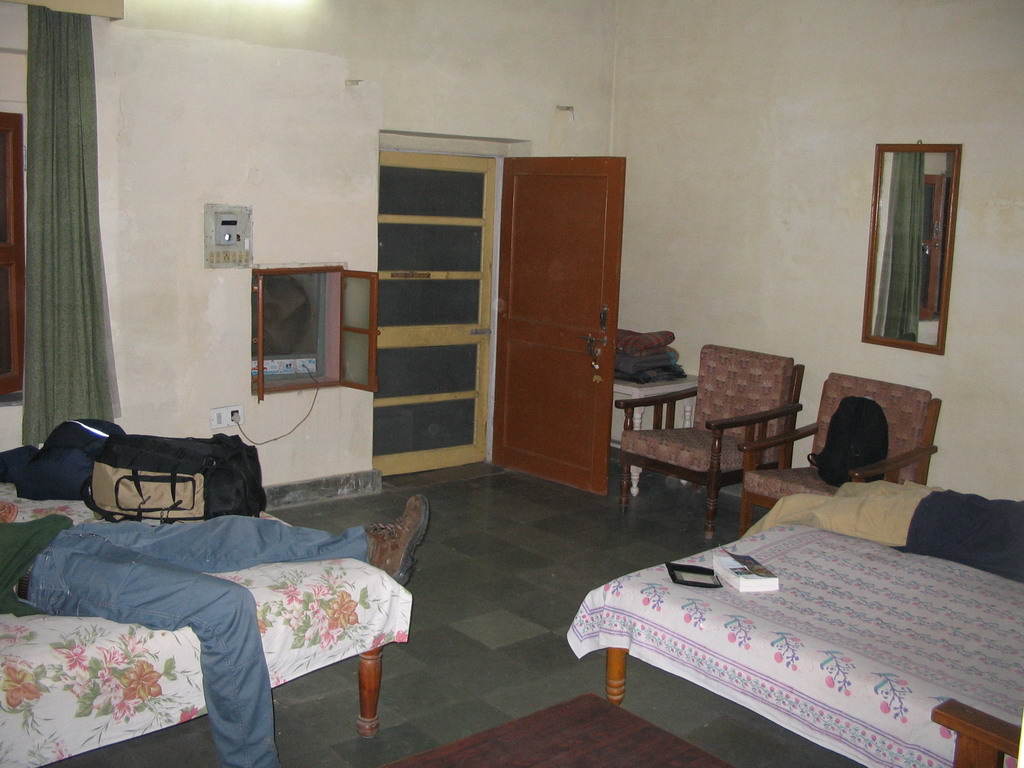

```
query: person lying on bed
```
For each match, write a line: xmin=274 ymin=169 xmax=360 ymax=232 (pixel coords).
xmin=744 ymin=481 xmax=1024 ymax=584
xmin=0 ymin=494 xmax=429 ymax=768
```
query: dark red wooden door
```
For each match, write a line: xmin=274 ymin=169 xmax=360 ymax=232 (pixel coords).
xmin=492 ymin=157 xmax=625 ymax=493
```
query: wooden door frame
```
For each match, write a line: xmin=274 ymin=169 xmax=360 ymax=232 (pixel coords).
xmin=372 ymin=134 xmax=623 ymax=487
xmin=375 ymin=132 xmax=531 ymax=472
xmin=372 ymin=150 xmax=497 ymax=475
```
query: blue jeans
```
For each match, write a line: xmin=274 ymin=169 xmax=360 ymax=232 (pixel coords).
xmin=23 ymin=516 xmax=369 ymax=768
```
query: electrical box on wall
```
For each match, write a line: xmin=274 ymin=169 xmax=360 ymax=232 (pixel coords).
xmin=204 ymin=204 xmax=252 ymax=268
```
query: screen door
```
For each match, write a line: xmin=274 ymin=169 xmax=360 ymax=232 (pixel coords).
xmin=372 ymin=152 xmax=495 ymax=475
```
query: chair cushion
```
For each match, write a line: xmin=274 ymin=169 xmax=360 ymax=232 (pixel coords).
xmin=743 ymin=466 xmax=836 ymax=500
xmin=621 ymin=428 xmax=743 ymax=473
xmin=691 ymin=345 xmax=795 ymax=438
xmin=690 ymin=345 xmax=797 ymax=467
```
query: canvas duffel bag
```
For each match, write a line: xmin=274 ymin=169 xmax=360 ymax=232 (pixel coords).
xmin=83 ymin=433 xmax=266 ymax=522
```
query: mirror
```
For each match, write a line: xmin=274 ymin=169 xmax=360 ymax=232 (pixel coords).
xmin=862 ymin=144 xmax=961 ymax=355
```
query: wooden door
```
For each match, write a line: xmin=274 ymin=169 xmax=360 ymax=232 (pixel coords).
xmin=492 ymin=157 xmax=625 ymax=493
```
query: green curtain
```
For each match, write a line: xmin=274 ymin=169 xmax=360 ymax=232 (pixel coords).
xmin=874 ymin=152 xmax=925 ymax=342
xmin=23 ymin=7 xmax=113 ymax=444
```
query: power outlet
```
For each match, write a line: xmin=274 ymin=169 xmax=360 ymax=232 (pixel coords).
xmin=210 ymin=405 xmax=244 ymax=429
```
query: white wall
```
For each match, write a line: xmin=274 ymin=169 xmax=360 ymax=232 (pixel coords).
xmin=0 ymin=0 xmax=617 ymax=487
xmin=90 ymin=24 xmax=384 ymax=485
xmin=2 ymin=0 xmax=1020 ymax=497
xmin=115 ymin=0 xmax=617 ymax=157
xmin=612 ymin=0 xmax=1024 ymax=499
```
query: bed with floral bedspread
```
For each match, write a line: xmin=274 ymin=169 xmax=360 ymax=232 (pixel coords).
xmin=568 ymin=524 xmax=1024 ymax=768
xmin=0 ymin=484 xmax=412 ymax=768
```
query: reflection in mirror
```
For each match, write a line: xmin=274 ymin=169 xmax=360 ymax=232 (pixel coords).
xmin=862 ymin=144 xmax=961 ymax=355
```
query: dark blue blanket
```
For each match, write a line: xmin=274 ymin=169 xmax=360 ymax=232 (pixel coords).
xmin=904 ymin=490 xmax=1024 ymax=583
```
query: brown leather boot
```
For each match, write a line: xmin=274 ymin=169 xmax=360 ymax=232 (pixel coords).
xmin=366 ymin=495 xmax=429 ymax=585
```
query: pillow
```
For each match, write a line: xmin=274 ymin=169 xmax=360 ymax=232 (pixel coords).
xmin=744 ymin=481 xmax=931 ymax=546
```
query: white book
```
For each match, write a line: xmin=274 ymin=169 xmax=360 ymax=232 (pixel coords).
xmin=712 ymin=551 xmax=779 ymax=592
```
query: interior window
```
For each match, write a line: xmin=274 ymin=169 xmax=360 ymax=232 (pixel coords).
xmin=251 ymin=266 xmax=378 ymax=400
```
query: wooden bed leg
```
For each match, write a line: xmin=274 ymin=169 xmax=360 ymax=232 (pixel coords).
xmin=605 ymin=647 xmax=627 ymax=705
xmin=356 ymin=647 xmax=383 ymax=738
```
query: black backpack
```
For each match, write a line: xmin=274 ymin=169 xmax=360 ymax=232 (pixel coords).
xmin=808 ymin=396 xmax=888 ymax=486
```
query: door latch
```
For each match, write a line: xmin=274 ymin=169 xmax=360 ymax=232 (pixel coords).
xmin=578 ymin=333 xmax=607 ymax=368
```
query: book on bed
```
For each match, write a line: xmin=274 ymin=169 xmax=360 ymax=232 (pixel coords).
xmin=712 ymin=551 xmax=778 ymax=592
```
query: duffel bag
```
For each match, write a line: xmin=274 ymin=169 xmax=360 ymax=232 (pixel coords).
xmin=83 ymin=433 xmax=266 ymax=522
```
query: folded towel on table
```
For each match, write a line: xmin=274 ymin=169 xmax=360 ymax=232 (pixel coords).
xmin=615 ymin=352 xmax=675 ymax=374
xmin=614 ymin=364 xmax=687 ymax=384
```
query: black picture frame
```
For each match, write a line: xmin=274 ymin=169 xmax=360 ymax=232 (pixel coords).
xmin=665 ymin=562 xmax=721 ymax=588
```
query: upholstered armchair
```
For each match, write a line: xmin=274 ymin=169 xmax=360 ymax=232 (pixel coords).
xmin=617 ymin=344 xmax=804 ymax=538
xmin=737 ymin=372 xmax=941 ymax=535
xmin=932 ymin=700 xmax=1021 ymax=768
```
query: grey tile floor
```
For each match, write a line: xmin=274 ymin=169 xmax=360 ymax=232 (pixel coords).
xmin=55 ymin=461 xmax=861 ymax=768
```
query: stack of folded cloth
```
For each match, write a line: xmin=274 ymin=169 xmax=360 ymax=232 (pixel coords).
xmin=614 ymin=329 xmax=687 ymax=383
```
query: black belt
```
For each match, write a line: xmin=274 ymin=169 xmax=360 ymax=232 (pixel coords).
xmin=15 ymin=566 xmax=31 ymax=601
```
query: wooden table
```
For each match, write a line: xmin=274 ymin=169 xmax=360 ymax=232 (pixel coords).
xmin=381 ymin=693 xmax=736 ymax=767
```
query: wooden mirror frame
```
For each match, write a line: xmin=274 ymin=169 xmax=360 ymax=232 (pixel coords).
xmin=862 ymin=143 xmax=961 ymax=355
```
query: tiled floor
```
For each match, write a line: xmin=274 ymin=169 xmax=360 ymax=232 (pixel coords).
xmin=55 ymin=461 xmax=861 ymax=768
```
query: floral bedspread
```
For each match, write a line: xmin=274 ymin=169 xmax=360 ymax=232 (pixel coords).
xmin=0 ymin=485 xmax=412 ymax=768
xmin=568 ymin=525 xmax=1023 ymax=768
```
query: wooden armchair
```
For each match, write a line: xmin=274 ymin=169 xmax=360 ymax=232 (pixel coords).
xmin=737 ymin=372 xmax=941 ymax=535
xmin=617 ymin=344 xmax=804 ymax=538
xmin=932 ymin=700 xmax=1021 ymax=768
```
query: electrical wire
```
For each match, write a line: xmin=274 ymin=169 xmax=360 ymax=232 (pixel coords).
xmin=237 ymin=366 xmax=321 ymax=446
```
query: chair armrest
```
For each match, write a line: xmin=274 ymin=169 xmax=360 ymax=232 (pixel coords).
xmin=705 ymin=402 xmax=802 ymax=433
xmin=932 ymin=699 xmax=1020 ymax=768
xmin=849 ymin=444 xmax=938 ymax=481
xmin=736 ymin=422 xmax=819 ymax=454
xmin=614 ymin=389 xmax=698 ymax=410
xmin=616 ymin=389 xmax=698 ymax=432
